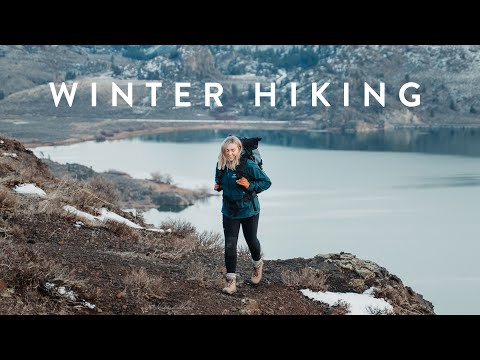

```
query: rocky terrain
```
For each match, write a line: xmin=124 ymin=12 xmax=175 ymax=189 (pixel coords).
xmin=0 ymin=45 xmax=479 ymax=146
xmin=42 ymin=159 xmax=213 ymax=212
xmin=0 ymin=134 xmax=434 ymax=314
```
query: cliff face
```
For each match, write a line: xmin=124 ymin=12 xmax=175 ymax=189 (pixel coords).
xmin=179 ymin=45 xmax=218 ymax=78
xmin=0 ymin=134 xmax=434 ymax=314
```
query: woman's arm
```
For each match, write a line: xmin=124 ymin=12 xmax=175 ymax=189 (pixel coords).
xmin=214 ymin=163 xmax=222 ymax=191
xmin=246 ymin=161 xmax=272 ymax=193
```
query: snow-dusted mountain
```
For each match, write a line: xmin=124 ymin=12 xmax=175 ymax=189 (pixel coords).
xmin=1 ymin=45 xmax=479 ymax=131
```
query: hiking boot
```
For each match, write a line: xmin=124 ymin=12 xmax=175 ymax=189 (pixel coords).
xmin=222 ymin=277 xmax=237 ymax=295
xmin=251 ymin=260 xmax=263 ymax=285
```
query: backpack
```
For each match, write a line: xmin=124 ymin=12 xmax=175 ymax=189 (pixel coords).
xmin=238 ymin=136 xmax=263 ymax=170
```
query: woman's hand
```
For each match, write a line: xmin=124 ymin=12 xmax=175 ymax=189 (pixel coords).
xmin=214 ymin=184 xmax=222 ymax=192
xmin=236 ymin=177 xmax=250 ymax=190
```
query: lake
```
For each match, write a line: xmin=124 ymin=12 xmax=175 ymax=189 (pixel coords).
xmin=32 ymin=128 xmax=480 ymax=315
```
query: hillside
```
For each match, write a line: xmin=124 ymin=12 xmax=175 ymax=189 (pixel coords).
xmin=0 ymin=45 xmax=480 ymax=146
xmin=0 ymin=134 xmax=434 ymax=314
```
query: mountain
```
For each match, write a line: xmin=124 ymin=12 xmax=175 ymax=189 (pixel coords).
xmin=0 ymin=45 xmax=479 ymax=142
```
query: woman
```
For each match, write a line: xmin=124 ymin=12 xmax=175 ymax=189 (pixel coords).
xmin=214 ymin=135 xmax=272 ymax=295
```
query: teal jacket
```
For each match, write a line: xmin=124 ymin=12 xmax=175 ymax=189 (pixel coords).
xmin=215 ymin=158 xmax=272 ymax=219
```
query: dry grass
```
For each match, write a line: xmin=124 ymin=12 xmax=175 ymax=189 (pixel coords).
xmin=9 ymin=224 xmax=26 ymax=241
xmin=330 ymin=300 xmax=351 ymax=315
xmin=366 ymin=305 xmax=394 ymax=315
xmin=0 ymin=219 xmax=26 ymax=241
xmin=0 ymin=186 xmax=17 ymax=211
xmin=0 ymin=289 xmax=68 ymax=315
xmin=168 ymin=236 xmax=197 ymax=256
xmin=160 ymin=218 xmax=196 ymax=238
xmin=153 ymin=300 xmax=193 ymax=315
xmin=0 ymin=144 xmax=52 ymax=189
xmin=139 ymin=221 xmax=222 ymax=260
xmin=0 ymin=162 xmax=14 ymax=178
xmin=140 ymin=219 xmax=207 ymax=259
xmin=37 ymin=196 xmax=66 ymax=217
xmin=0 ymin=239 xmax=80 ymax=289
xmin=144 ymin=220 xmax=222 ymax=258
xmin=151 ymin=171 xmax=173 ymax=185
xmin=186 ymin=260 xmax=211 ymax=282
xmin=84 ymin=286 xmax=103 ymax=302
xmin=238 ymin=244 xmax=251 ymax=261
xmin=124 ymin=267 xmax=167 ymax=300
xmin=41 ymin=176 xmax=87 ymax=209
xmin=195 ymin=230 xmax=222 ymax=252
xmin=104 ymin=220 xmax=141 ymax=241
xmin=139 ymin=232 xmax=197 ymax=260
xmin=84 ymin=176 xmax=120 ymax=206
xmin=281 ymin=267 xmax=329 ymax=291
xmin=237 ymin=245 xmax=266 ymax=261
xmin=17 ymin=158 xmax=47 ymax=185
xmin=44 ymin=175 xmax=119 ymax=215
xmin=0 ymin=236 xmax=83 ymax=314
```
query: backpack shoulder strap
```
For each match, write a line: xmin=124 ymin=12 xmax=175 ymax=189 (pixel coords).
xmin=236 ymin=156 xmax=248 ymax=180
xmin=216 ymin=167 xmax=224 ymax=190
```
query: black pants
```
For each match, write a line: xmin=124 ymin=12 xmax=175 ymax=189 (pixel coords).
xmin=223 ymin=213 xmax=261 ymax=274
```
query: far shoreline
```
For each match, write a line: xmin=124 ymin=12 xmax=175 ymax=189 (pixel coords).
xmin=23 ymin=120 xmax=313 ymax=149
xmin=20 ymin=118 xmax=480 ymax=149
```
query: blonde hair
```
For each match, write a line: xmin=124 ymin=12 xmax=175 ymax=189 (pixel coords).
xmin=217 ymin=135 xmax=242 ymax=171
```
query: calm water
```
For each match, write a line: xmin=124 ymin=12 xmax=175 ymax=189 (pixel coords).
xmin=32 ymin=128 xmax=480 ymax=315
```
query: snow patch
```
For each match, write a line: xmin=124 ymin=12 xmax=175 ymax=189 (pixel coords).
xmin=44 ymin=282 xmax=96 ymax=310
xmin=13 ymin=183 xmax=46 ymax=197
xmin=63 ymin=205 xmax=169 ymax=233
xmin=64 ymin=205 xmax=97 ymax=222
xmin=301 ymin=287 xmax=393 ymax=315
xmin=3 ymin=152 xmax=18 ymax=158
xmin=97 ymin=208 xmax=143 ymax=229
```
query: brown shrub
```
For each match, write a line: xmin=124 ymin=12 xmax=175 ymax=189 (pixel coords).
xmin=9 ymin=224 xmax=26 ymax=241
xmin=195 ymin=230 xmax=222 ymax=252
xmin=366 ymin=305 xmax=394 ymax=315
xmin=151 ymin=171 xmax=173 ymax=185
xmin=154 ymin=300 xmax=193 ymax=315
xmin=37 ymin=197 xmax=72 ymax=219
xmin=281 ymin=267 xmax=329 ymax=291
xmin=84 ymin=176 xmax=120 ymax=206
xmin=84 ymin=286 xmax=103 ymax=301
xmin=160 ymin=218 xmax=196 ymax=238
xmin=15 ymin=156 xmax=52 ymax=187
xmin=330 ymin=300 xmax=350 ymax=315
xmin=124 ymin=267 xmax=167 ymax=300
xmin=169 ymin=236 xmax=197 ymax=257
xmin=238 ymin=245 xmax=251 ymax=261
xmin=0 ymin=186 xmax=16 ymax=211
xmin=45 ymin=176 xmax=87 ymax=209
xmin=0 ymin=162 xmax=14 ymax=178
xmin=186 ymin=260 xmax=210 ymax=282
xmin=46 ymin=176 xmax=113 ymax=214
